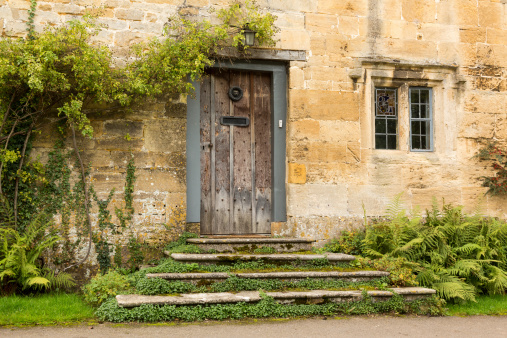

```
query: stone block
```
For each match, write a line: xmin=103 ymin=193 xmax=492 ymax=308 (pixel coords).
xmin=408 ymin=187 xmax=461 ymax=211
xmin=487 ymin=29 xmax=507 ymax=45
xmin=53 ymin=4 xmax=84 ymax=14
xmin=305 ymin=13 xmax=337 ymax=33
xmin=135 ymin=169 xmax=185 ymax=193
xmin=477 ymin=44 xmax=507 ymax=67
xmin=466 ymin=92 xmax=507 ymax=114
xmin=274 ymin=12 xmax=305 ymax=30
xmin=309 ymin=35 xmax=327 ymax=56
xmin=339 ymin=16 xmax=359 ymax=36
xmin=319 ymin=120 xmax=359 ymax=143
xmin=288 ymin=163 xmax=307 ymax=184
xmin=115 ymin=8 xmax=144 ymax=21
xmin=144 ymin=119 xmax=186 ymax=153
xmin=115 ymin=31 xmax=150 ymax=46
xmin=267 ymin=0 xmax=316 ymax=13
xmin=186 ymin=0 xmax=208 ymax=6
xmin=478 ymin=1 xmax=504 ymax=28
xmin=97 ymin=18 xmax=129 ymax=30
xmin=382 ymin=20 xmax=417 ymax=40
xmin=289 ymin=66 xmax=304 ymax=89
xmin=145 ymin=0 xmax=184 ymax=4
xmin=290 ymin=119 xmax=320 ymax=141
xmin=305 ymin=66 xmax=349 ymax=82
xmin=455 ymin=0 xmax=478 ymax=26
xmin=287 ymin=183 xmax=348 ymax=217
xmin=8 ymin=0 xmax=30 ymax=9
xmin=317 ymin=0 xmax=368 ymax=16
xmin=289 ymin=89 xmax=359 ymax=121
xmin=307 ymin=141 xmax=348 ymax=163
xmin=401 ymin=0 xmax=436 ymax=23
xmin=380 ymin=0 xmax=402 ymax=20
xmin=281 ymin=30 xmax=310 ymax=50
xmin=437 ymin=42 xmax=460 ymax=64
xmin=94 ymin=138 xmax=144 ymax=151
xmin=164 ymin=102 xmax=186 ymax=118
xmin=103 ymin=120 xmax=144 ymax=139
xmin=130 ymin=21 xmax=164 ymax=33
xmin=420 ymin=23 xmax=459 ymax=43
xmin=460 ymin=27 xmax=486 ymax=44
xmin=377 ymin=39 xmax=438 ymax=61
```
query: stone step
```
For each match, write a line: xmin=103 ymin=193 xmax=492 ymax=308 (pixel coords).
xmin=168 ymin=252 xmax=356 ymax=265
xmin=186 ymin=237 xmax=315 ymax=253
xmin=116 ymin=287 xmax=436 ymax=308
xmin=146 ymin=270 xmax=389 ymax=283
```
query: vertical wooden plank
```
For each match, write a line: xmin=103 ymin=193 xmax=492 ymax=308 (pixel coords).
xmin=254 ymin=72 xmax=272 ymax=233
xmin=200 ymin=74 xmax=212 ymax=235
xmin=232 ymin=71 xmax=253 ymax=234
xmin=213 ymin=70 xmax=231 ymax=234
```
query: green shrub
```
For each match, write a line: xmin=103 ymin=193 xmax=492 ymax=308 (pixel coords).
xmin=320 ymin=229 xmax=366 ymax=255
xmin=361 ymin=196 xmax=507 ymax=302
xmin=0 ymin=198 xmax=75 ymax=293
xmin=355 ymin=256 xmax=417 ymax=287
xmin=82 ymin=270 xmax=131 ymax=306
xmin=95 ymin=293 xmax=445 ymax=323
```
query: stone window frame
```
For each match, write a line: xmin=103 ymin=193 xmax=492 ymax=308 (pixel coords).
xmin=349 ymin=60 xmax=463 ymax=156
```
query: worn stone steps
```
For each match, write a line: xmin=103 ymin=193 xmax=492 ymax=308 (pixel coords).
xmin=116 ymin=287 xmax=436 ymax=308
xmin=186 ymin=237 xmax=315 ymax=253
xmin=146 ymin=271 xmax=389 ymax=283
xmin=168 ymin=253 xmax=356 ymax=265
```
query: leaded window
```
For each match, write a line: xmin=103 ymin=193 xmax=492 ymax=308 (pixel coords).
xmin=375 ymin=88 xmax=397 ymax=150
xmin=409 ymin=87 xmax=432 ymax=151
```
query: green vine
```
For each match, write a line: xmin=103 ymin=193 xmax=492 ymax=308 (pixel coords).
xmin=27 ymin=0 xmax=37 ymax=40
xmin=115 ymin=154 xmax=136 ymax=228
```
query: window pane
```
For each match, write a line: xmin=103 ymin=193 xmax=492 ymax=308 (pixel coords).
xmin=411 ymin=90 xmax=420 ymax=104
xmin=376 ymin=135 xmax=387 ymax=149
xmin=387 ymin=119 xmax=397 ymax=134
xmin=421 ymin=120 xmax=427 ymax=134
xmin=376 ymin=88 xmax=397 ymax=117
xmin=420 ymin=89 xmax=429 ymax=104
xmin=420 ymin=104 xmax=428 ymax=118
xmin=421 ymin=136 xmax=428 ymax=149
xmin=411 ymin=121 xmax=421 ymax=135
xmin=412 ymin=135 xmax=421 ymax=149
xmin=411 ymin=104 xmax=419 ymax=118
xmin=375 ymin=119 xmax=386 ymax=134
xmin=387 ymin=135 xmax=397 ymax=149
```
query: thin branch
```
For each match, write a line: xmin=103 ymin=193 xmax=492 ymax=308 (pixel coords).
xmin=0 ymin=91 xmax=17 ymax=135
xmin=13 ymin=122 xmax=34 ymax=222
xmin=0 ymin=119 xmax=20 ymax=195
xmin=62 ymin=122 xmax=92 ymax=272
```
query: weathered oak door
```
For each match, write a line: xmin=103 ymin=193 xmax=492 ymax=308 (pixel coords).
xmin=200 ymin=69 xmax=272 ymax=235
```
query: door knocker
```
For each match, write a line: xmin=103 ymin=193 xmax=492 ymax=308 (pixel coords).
xmin=228 ymin=86 xmax=243 ymax=101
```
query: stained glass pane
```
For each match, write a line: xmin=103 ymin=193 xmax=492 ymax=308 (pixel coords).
xmin=376 ymin=88 xmax=397 ymax=117
xmin=376 ymin=135 xmax=386 ymax=149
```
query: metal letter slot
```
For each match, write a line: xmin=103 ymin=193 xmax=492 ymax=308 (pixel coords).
xmin=220 ymin=116 xmax=250 ymax=127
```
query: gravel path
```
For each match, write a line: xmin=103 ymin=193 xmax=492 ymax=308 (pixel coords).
xmin=1 ymin=316 xmax=506 ymax=338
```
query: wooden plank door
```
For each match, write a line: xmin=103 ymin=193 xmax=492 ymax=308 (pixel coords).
xmin=200 ymin=69 xmax=272 ymax=235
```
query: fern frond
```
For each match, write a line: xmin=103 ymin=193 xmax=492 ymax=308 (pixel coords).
xmin=484 ymin=266 xmax=507 ymax=295
xmin=385 ymin=192 xmax=405 ymax=220
xmin=25 ymin=276 xmax=50 ymax=290
xmin=42 ymin=269 xmax=76 ymax=289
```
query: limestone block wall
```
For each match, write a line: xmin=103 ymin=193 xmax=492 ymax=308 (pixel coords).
xmin=2 ymin=0 xmax=507 ymax=244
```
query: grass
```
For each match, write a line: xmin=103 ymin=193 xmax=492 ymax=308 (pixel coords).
xmin=446 ymin=295 xmax=507 ymax=316
xmin=0 ymin=293 xmax=96 ymax=326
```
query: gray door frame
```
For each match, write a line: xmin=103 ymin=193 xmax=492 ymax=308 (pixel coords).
xmin=186 ymin=60 xmax=287 ymax=224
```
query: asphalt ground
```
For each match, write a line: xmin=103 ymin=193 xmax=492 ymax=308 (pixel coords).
xmin=1 ymin=315 xmax=506 ymax=338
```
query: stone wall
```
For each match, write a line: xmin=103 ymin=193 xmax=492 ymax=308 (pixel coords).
xmin=2 ymin=0 xmax=507 ymax=247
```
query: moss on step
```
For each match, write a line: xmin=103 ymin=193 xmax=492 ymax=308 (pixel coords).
xmin=96 ymin=293 xmax=445 ymax=323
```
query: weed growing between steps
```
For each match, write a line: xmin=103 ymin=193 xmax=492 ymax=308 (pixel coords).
xmin=135 ymin=276 xmax=391 ymax=295
xmin=95 ymin=293 xmax=445 ymax=322
xmin=136 ymin=258 xmax=362 ymax=276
